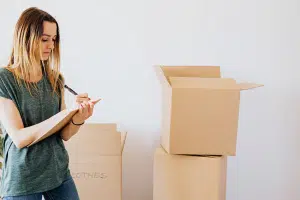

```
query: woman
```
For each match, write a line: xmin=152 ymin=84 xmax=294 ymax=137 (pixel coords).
xmin=0 ymin=7 xmax=97 ymax=199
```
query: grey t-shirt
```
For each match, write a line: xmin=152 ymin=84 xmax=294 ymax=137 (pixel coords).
xmin=0 ymin=67 xmax=70 ymax=197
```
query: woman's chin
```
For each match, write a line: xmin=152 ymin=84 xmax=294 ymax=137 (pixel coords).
xmin=41 ymin=56 xmax=49 ymax=61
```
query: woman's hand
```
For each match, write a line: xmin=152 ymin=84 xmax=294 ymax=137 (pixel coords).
xmin=75 ymin=93 xmax=90 ymax=104
xmin=72 ymin=93 xmax=98 ymax=125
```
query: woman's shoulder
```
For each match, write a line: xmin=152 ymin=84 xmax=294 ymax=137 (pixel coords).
xmin=0 ymin=67 xmax=16 ymax=98
xmin=0 ymin=66 xmax=14 ymax=80
xmin=0 ymin=66 xmax=11 ymax=73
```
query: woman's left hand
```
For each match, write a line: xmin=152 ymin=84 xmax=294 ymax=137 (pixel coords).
xmin=75 ymin=93 xmax=90 ymax=104
xmin=72 ymin=93 xmax=96 ymax=124
xmin=72 ymin=101 xmax=96 ymax=124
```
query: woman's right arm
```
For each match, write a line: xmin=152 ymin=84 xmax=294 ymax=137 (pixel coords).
xmin=0 ymin=97 xmax=61 ymax=149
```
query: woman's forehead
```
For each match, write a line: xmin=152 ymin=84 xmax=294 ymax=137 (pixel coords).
xmin=42 ymin=21 xmax=57 ymax=36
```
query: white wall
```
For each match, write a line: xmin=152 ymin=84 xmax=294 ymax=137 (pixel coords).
xmin=1 ymin=1 xmax=300 ymax=200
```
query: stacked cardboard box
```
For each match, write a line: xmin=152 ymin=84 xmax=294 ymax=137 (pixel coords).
xmin=64 ymin=123 xmax=127 ymax=200
xmin=154 ymin=66 xmax=262 ymax=200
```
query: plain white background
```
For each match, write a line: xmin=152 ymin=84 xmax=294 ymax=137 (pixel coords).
xmin=0 ymin=1 xmax=299 ymax=200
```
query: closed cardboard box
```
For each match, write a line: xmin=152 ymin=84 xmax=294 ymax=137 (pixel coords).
xmin=155 ymin=66 xmax=263 ymax=155
xmin=64 ymin=123 xmax=126 ymax=200
xmin=153 ymin=147 xmax=227 ymax=200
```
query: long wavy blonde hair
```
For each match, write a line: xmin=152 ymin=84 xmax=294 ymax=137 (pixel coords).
xmin=6 ymin=7 xmax=64 ymax=96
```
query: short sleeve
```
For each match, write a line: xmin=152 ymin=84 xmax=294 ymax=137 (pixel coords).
xmin=0 ymin=70 xmax=14 ymax=101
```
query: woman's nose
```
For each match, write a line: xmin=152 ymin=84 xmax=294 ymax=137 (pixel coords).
xmin=48 ymin=42 xmax=55 ymax=50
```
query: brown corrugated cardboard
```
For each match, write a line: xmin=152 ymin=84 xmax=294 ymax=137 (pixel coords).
xmin=155 ymin=66 xmax=263 ymax=155
xmin=64 ymin=123 xmax=126 ymax=200
xmin=153 ymin=147 xmax=227 ymax=200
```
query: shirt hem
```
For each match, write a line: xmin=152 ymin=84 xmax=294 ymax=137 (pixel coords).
xmin=1 ymin=171 xmax=71 ymax=198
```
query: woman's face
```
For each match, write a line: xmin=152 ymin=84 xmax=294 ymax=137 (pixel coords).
xmin=40 ymin=21 xmax=57 ymax=61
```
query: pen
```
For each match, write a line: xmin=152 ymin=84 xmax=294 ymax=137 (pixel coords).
xmin=64 ymin=84 xmax=78 ymax=96
xmin=64 ymin=85 xmax=99 ymax=103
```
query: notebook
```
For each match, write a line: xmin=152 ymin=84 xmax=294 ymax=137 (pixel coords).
xmin=27 ymin=98 xmax=101 ymax=147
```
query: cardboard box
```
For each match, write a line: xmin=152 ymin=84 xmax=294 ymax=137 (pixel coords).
xmin=155 ymin=66 xmax=263 ymax=155
xmin=153 ymin=147 xmax=227 ymax=200
xmin=64 ymin=123 xmax=126 ymax=200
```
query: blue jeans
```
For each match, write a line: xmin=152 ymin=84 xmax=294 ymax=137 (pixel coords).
xmin=3 ymin=176 xmax=80 ymax=200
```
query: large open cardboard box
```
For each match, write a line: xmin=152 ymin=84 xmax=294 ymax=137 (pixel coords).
xmin=64 ymin=123 xmax=126 ymax=200
xmin=153 ymin=147 xmax=227 ymax=200
xmin=155 ymin=66 xmax=263 ymax=155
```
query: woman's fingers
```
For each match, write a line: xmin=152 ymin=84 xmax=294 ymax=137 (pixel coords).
xmin=76 ymin=97 xmax=90 ymax=103
xmin=82 ymin=102 xmax=88 ymax=116
xmin=77 ymin=93 xmax=88 ymax=98
xmin=76 ymin=99 xmax=97 ymax=121
xmin=79 ymin=103 xmax=83 ymax=114
xmin=75 ymin=93 xmax=89 ymax=103
xmin=91 ymin=99 xmax=101 ymax=104
xmin=88 ymin=101 xmax=94 ymax=116
xmin=88 ymin=101 xmax=94 ymax=109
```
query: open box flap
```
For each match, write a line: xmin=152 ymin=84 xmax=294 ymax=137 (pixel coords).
xmin=238 ymin=82 xmax=264 ymax=90
xmin=161 ymin=66 xmax=221 ymax=78
xmin=169 ymin=77 xmax=239 ymax=89
xmin=120 ymin=132 xmax=127 ymax=154
xmin=169 ymin=77 xmax=264 ymax=90
xmin=154 ymin=66 xmax=221 ymax=87
xmin=154 ymin=66 xmax=171 ymax=87
xmin=66 ymin=123 xmax=122 ymax=156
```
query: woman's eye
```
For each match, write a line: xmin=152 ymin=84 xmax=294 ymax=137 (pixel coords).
xmin=41 ymin=38 xmax=56 ymax=42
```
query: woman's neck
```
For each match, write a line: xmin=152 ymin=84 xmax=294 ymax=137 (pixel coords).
xmin=29 ymin=66 xmax=43 ymax=82
xmin=7 ymin=64 xmax=45 ymax=83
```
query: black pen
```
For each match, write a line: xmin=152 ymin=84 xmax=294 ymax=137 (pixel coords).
xmin=64 ymin=85 xmax=78 ymax=96
xmin=64 ymin=85 xmax=97 ymax=103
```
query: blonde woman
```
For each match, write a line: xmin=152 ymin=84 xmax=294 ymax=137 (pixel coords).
xmin=0 ymin=7 xmax=96 ymax=200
